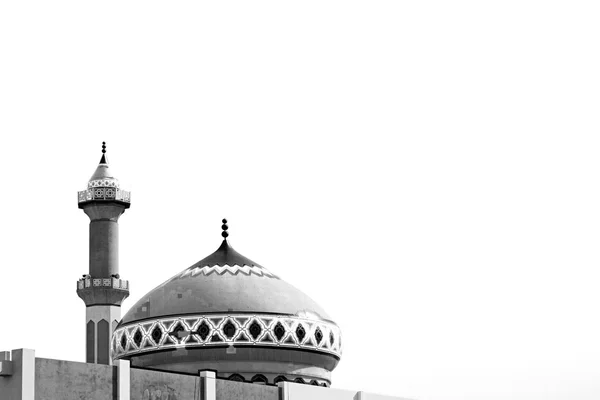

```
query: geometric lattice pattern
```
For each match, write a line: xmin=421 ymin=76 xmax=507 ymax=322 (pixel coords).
xmin=78 ymin=176 xmax=130 ymax=205
xmin=88 ymin=178 xmax=120 ymax=188
xmin=112 ymin=313 xmax=342 ymax=361
xmin=77 ymin=277 xmax=129 ymax=290
xmin=178 ymin=264 xmax=278 ymax=279
xmin=78 ymin=188 xmax=131 ymax=204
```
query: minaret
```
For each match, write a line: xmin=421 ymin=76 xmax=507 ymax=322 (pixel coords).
xmin=76 ymin=142 xmax=131 ymax=365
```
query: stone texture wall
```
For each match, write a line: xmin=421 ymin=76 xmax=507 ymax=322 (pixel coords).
xmin=130 ymin=367 xmax=199 ymax=400
xmin=2 ymin=351 xmax=405 ymax=400
xmin=0 ymin=349 xmax=35 ymax=400
xmin=35 ymin=358 xmax=115 ymax=400
xmin=216 ymin=379 xmax=279 ymax=400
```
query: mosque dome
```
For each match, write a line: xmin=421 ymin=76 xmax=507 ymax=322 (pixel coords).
xmin=111 ymin=220 xmax=342 ymax=386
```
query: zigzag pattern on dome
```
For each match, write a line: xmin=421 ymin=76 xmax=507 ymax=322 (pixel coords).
xmin=111 ymin=313 xmax=342 ymax=360
xmin=179 ymin=264 xmax=278 ymax=278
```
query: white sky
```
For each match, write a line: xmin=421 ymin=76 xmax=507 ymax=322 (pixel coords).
xmin=1 ymin=1 xmax=599 ymax=399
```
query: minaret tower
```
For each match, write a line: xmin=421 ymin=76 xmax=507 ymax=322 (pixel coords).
xmin=76 ymin=142 xmax=131 ymax=365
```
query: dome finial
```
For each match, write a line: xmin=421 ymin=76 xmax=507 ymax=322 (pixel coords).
xmin=221 ymin=219 xmax=229 ymax=239
xmin=99 ymin=141 xmax=108 ymax=164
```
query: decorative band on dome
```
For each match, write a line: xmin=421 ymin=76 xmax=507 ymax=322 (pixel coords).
xmin=178 ymin=264 xmax=278 ymax=279
xmin=112 ymin=313 xmax=342 ymax=361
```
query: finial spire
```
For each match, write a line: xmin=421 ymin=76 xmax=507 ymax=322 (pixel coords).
xmin=99 ymin=141 xmax=108 ymax=164
xmin=221 ymin=219 xmax=229 ymax=239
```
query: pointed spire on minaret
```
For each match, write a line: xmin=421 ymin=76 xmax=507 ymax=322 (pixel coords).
xmin=78 ymin=141 xmax=131 ymax=204
xmin=99 ymin=141 xmax=108 ymax=164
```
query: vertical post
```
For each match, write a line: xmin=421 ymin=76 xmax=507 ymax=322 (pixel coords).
xmin=18 ymin=349 xmax=35 ymax=400
xmin=115 ymin=360 xmax=130 ymax=400
xmin=199 ymin=370 xmax=216 ymax=400
xmin=277 ymin=381 xmax=290 ymax=400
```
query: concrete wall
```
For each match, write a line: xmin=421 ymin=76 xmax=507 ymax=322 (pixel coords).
xmin=35 ymin=358 xmax=114 ymax=400
xmin=216 ymin=379 xmax=279 ymax=400
xmin=0 ymin=349 xmax=35 ymax=400
xmin=1 ymin=350 xmax=409 ymax=400
xmin=130 ymin=368 xmax=199 ymax=400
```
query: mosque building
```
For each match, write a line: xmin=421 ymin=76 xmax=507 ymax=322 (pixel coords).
xmin=0 ymin=144 xmax=405 ymax=400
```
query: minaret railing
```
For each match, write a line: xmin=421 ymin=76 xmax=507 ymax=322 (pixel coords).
xmin=77 ymin=277 xmax=129 ymax=290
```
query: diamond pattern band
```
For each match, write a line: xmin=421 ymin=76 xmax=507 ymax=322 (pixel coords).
xmin=88 ymin=178 xmax=120 ymax=188
xmin=112 ymin=313 xmax=342 ymax=360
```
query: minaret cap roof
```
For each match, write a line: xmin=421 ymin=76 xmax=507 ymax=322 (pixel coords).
xmin=88 ymin=142 xmax=119 ymax=187
xmin=89 ymin=160 xmax=116 ymax=182
xmin=77 ymin=142 xmax=131 ymax=206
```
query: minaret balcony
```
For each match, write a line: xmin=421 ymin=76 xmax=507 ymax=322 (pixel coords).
xmin=78 ymin=188 xmax=131 ymax=204
xmin=76 ymin=277 xmax=130 ymax=306
xmin=77 ymin=277 xmax=129 ymax=291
